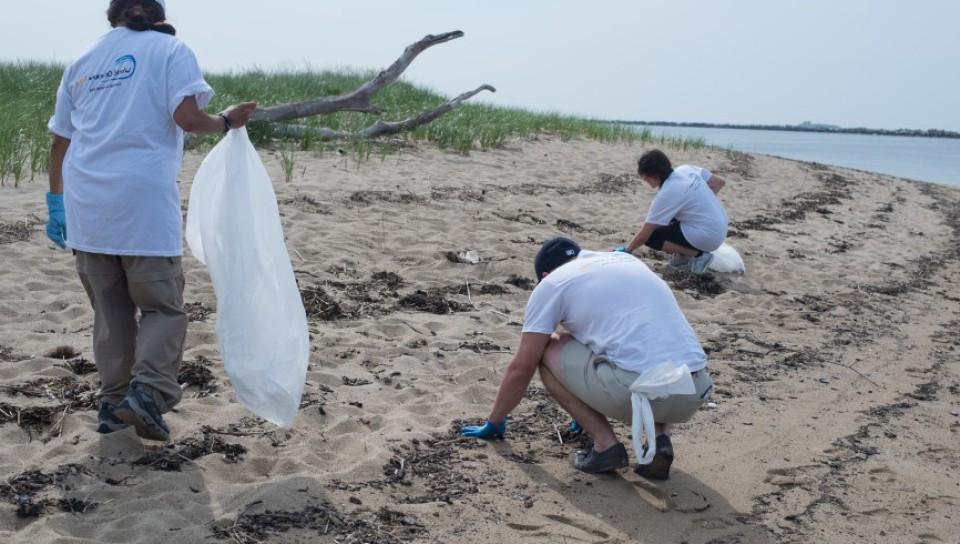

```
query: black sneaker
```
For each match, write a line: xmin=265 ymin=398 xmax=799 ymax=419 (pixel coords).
xmin=574 ymin=443 xmax=629 ymax=473
xmin=635 ymin=434 xmax=674 ymax=480
xmin=113 ymin=383 xmax=170 ymax=442
xmin=96 ymin=400 xmax=130 ymax=434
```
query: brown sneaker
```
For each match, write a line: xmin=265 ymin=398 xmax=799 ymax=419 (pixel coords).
xmin=635 ymin=434 xmax=674 ymax=480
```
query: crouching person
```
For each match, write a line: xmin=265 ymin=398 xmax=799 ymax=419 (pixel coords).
xmin=462 ymin=238 xmax=713 ymax=478
xmin=622 ymin=149 xmax=728 ymax=275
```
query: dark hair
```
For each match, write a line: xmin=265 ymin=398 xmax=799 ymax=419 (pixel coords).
xmin=107 ymin=0 xmax=176 ymax=36
xmin=637 ymin=149 xmax=673 ymax=184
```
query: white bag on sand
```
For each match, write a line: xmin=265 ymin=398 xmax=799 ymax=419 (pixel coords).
xmin=630 ymin=363 xmax=696 ymax=465
xmin=185 ymin=128 xmax=309 ymax=428
xmin=707 ymin=242 xmax=746 ymax=275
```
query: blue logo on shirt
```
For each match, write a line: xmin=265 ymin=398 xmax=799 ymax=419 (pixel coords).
xmin=76 ymin=54 xmax=137 ymax=91
xmin=112 ymin=55 xmax=137 ymax=80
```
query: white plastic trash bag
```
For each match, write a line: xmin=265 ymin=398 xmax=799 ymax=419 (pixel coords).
xmin=185 ymin=128 xmax=309 ymax=428
xmin=630 ymin=363 xmax=696 ymax=465
xmin=707 ymin=242 xmax=746 ymax=275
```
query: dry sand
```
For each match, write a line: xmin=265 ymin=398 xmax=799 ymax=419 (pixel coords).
xmin=1 ymin=136 xmax=958 ymax=543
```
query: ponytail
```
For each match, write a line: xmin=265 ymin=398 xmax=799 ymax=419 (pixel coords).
xmin=107 ymin=0 xmax=176 ymax=36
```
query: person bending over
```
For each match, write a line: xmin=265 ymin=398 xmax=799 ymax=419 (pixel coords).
xmin=622 ymin=149 xmax=729 ymax=274
xmin=462 ymin=238 xmax=714 ymax=478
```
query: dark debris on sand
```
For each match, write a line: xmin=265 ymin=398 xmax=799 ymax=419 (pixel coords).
xmin=398 ymin=289 xmax=471 ymax=315
xmin=301 ymin=271 xmax=405 ymax=321
xmin=0 ymin=376 xmax=98 ymax=433
xmin=0 ymin=345 xmax=27 ymax=362
xmin=301 ymin=285 xmax=347 ymax=321
xmin=662 ymin=269 xmax=726 ymax=298
xmin=731 ymin=172 xmax=854 ymax=233
xmin=45 ymin=345 xmax=81 ymax=359
xmin=506 ymin=275 xmax=535 ymax=291
xmin=279 ymin=194 xmax=333 ymax=215
xmin=555 ymin=218 xmax=616 ymax=236
xmin=134 ymin=429 xmax=246 ymax=471
xmin=0 ymin=464 xmax=94 ymax=518
xmin=574 ymin=173 xmax=641 ymax=194
xmin=719 ymin=149 xmax=756 ymax=179
xmin=382 ymin=427 xmax=485 ymax=504
xmin=214 ymin=500 xmax=422 ymax=544
xmin=0 ymin=216 xmax=42 ymax=245
xmin=58 ymin=357 xmax=97 ymax=375
xmin=178 ymin=355 xmax=218 ymax=396
xmin=184 ymin=301 xmax=214 ymax=322
xmin=349 ymin=190 xmax=426 ymax=206
xmin=443 ymin=282 xmax=510 ymax=297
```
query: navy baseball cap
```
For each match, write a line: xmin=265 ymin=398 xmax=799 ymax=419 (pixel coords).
xmin=534 ymin=237 xmax=581 ymax=282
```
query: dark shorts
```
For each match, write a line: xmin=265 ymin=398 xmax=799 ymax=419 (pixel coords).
xmin=645 ymin=220 xmax=696 ymax=252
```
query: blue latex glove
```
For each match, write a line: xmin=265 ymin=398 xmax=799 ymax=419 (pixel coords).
xmin=568 ymin=420 xmax=583 ymax=434
xmin=614 ymin=246 xmax=629 ymax=253
xmin=46 ymin=192 xmax=67 ymax=249
xmin=462 ymin=417 xmax=507 ymax=439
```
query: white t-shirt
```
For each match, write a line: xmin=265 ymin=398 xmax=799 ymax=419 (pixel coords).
xmin=49 ymin=27 xmax=214 ymax=257
xmin=645 ymin=165 xmax=728 ymax=252
xmin=522 ymin=251 xmax=707 ymax=374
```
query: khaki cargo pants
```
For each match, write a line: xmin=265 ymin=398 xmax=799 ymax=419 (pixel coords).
xmin=557 ymin=340 xmax=714 ymax=424
xmin=76 ymin=251 xmax=187 ymax=412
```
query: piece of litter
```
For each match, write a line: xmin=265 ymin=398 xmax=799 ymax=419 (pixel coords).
xmin=819 ymin=378 xmax=830 ymax=384
xmin=951 ymin=411 xmax=959 ymax=417
xmin=706 ymin=402 xmax=717 ymax=409
xmin=456 ymin=250 xmax=481 ymax=264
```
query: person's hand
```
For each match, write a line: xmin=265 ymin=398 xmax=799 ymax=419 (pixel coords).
xmin=614 ymin=246 xmax=630 ymax=253
xmin=462 ymin=417 xmax=507 ymax=439
xmin=46 ymin=192 xmax=67 ymax=249
xmin=224 ymin=101 xmax=258 ymax=129
xmin=568 ymin=420 xmax=583 ymax=434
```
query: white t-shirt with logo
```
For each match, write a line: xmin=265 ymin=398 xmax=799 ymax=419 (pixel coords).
xmin=645 ymin=165 xmax=728 ymax=252
xmin=522 ymin=251 xmax=707 ymax=374
xmin=49 ymin=27 xmax=214 ymax=257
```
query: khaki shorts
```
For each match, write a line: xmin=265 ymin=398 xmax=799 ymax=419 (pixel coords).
xmin=556 ymin=340 xmax=713 ymax=424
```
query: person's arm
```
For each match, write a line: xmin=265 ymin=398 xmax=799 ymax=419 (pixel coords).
xmin=48 ymin=136 xmax=70 ymax=194
xmin=706 ymin=174 xmax=726 ymax=194
xmin=487 ymin=332 xmax=552 ymax=422
xmin=625 ymin=222 xmax=659 ymax=253
xmin=45 ymin=135 xmax=71 ymax=248
xmin=173 ymin=97 xmax=257 ymax=134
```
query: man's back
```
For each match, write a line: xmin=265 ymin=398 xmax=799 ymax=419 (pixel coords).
xmin=522 ymin=251 xmax=707 ymax=373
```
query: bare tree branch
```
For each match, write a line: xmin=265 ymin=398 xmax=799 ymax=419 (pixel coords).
xmin=250 ymin=31 xmax=475 ymax=124
xmin=272 ymin=84 xmax=497 ymax=141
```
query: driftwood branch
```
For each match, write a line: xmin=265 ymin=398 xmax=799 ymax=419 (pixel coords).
xmin=272 ymin=84 xmax=496 ymax=141
xmin=250 ymin=30 xmax=495 ymax=134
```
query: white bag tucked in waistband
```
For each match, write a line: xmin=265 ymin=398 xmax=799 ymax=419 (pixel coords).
xmin=630 ymin=362 xmax=696 ymax=465
xmin=185 ymin=128 xmax=310 ymax=428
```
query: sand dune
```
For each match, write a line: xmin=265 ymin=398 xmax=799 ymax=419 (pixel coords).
xmin=1 ymin=137 xmax=958 ymax=543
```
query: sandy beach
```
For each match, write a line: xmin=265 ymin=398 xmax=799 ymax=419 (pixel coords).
xmin=1 ymin=136 xmax=958 ymax=543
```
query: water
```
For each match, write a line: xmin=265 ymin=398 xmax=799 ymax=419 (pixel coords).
xmin=632 ymin=125 xmax=960 ymax=188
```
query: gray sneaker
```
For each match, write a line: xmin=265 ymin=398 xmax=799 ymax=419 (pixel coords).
xmin=668 ymin=254 xmax=692 ymax=270
xmin=574 ymin=443 xmax=629 ymax=473
xmin=689 ymin=252 xmax=714 ymax=275
xmin=113 ymin=383 xmax=170 ymax=442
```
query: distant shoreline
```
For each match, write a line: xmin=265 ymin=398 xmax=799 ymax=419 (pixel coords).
xmin=611 ymin=120 xmax=960 ymax=140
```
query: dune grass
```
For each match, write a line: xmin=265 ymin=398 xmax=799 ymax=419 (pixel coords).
xmin=0 ymin=62 xmax=703 ymax=183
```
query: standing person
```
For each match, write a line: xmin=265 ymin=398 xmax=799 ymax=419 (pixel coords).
xmin=620 ymin=149 xmax=729 ymax=274
xmin=45 ymin=0 xmax=257 ymax=441
xmin=462 ymin=238 xmax=713 ymax=479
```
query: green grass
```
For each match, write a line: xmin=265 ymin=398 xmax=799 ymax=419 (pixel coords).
xmin=0 ymin=62 xmax=703 ymax=182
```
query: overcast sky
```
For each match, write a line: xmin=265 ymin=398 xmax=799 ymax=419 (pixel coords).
xmin=3 ymin=1 xmax=959 ymax=131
